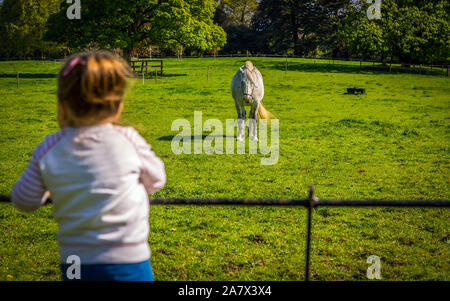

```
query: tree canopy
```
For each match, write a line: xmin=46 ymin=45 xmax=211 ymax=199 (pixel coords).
xmin=45 ymin=0 xmax=226 ymax=58
xmin=0 ymin=0 xmax=63 ymax=58
xmin=336 ymin=0 xmax=449 ymax=63
xmin=252 ymin=0 xmax=353 ymax=56
xmin=214 ymin=0 xmax=258 ymax=27
xmin=0 ymin=0 xmax=447 ymax=64
xmin=246 ymin=0 xmax=449 ymax=63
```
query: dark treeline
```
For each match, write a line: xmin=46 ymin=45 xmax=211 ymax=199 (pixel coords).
xmin=0 ymin=0 xmax=448 ymax=64
xmin=218 ymin=0 xmax=449 ymax=64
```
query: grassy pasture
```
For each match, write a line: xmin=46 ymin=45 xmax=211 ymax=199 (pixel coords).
xmin=0 ymin=57 xmax=449 ymax=281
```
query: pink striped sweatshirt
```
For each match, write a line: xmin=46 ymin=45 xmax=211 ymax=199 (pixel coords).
xmin=11 ymin=123 xmax=166 ymax=264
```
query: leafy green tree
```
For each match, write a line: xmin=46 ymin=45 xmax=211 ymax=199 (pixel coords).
xmin=150 ymin=0 xmax=226 ymax=54
xmin=45 ymin=0 xmax=226 ymax=59
xmin=381 ymin=0 xmax=449 ymax=64
xmin=334 ymin=3 xmax=388 ymax=61
xmin=337 ymin=0 xmax=449 ymax=64
xmin=0 ymin=0 xmax=64 ymax=58
xmin=46 ymin=0 xmax=158 ymax=59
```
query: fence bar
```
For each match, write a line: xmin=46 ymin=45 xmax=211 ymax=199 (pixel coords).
xmin=150 ymin=198 xmax=308 ymax=206
xmin=305 ymin=185 xmax=319 ymax=281
xmin=149 ymin=198 xmax=450 ymax=207
xmin=316 ymin=199 xmax=450 ymax=207
xmin=305 ymin=202 xmax=312 ymax=281
xmin=1 ymin=190 xmax=449 ymax=281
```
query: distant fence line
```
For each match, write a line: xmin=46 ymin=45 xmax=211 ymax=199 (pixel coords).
xmin=2 ymin=62 xmax=449 ymax=89
xmin=1 ymin=55 xmax=448 ymax=78
xmin=1 ymin=185 xmax=449 ymax=281
xmin=1 ymin=54 xmax=449 ymax=71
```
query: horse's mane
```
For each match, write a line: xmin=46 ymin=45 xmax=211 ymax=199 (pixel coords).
xmin=244 ymin=61 xmax=257 ymax=82
xmin=245 ymin=61 xmax=254 ymax=71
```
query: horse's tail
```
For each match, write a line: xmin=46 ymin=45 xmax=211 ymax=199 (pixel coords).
xmin=257 ymin=102 xmax=275 ymax=121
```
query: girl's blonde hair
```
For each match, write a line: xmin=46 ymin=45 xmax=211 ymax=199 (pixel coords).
xmin=58 ymin=51 xmax=133 ymax=123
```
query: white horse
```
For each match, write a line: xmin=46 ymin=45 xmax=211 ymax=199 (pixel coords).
xmin=231 ymin=61 xmax=273 ymax=141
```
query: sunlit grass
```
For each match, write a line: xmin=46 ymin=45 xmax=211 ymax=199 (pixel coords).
xmin=0 ymin=57 xmax=449 ymax=280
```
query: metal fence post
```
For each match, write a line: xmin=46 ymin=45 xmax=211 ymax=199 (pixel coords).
xmin=285 ymin=56 xmax=288 ymax=79
xmin=305 ymin=185 xmax=319 ymax=281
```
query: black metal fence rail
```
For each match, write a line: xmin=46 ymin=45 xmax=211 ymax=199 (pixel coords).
xmin=150 ymin=186 xmax=450 ymax=281
xmin=1 ymin=185 xmax=449 ymax=281
xmin=150 ymin=197 xmax=450 ymax=207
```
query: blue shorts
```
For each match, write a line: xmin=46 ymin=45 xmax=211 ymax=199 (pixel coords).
xmin=61 ymin=259 xmax=154 ymax=281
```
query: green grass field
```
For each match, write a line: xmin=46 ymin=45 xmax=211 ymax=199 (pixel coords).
xmin=0 ymin=57 xmax=449 ymax=281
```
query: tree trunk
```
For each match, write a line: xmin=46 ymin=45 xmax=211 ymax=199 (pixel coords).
xmin=240 ymin=4 xmax=246 ymax=24
xmin=123 ymin=46 xmax=133 ymax=61
xmin=290 ymin=3 xmax=300 ymax=56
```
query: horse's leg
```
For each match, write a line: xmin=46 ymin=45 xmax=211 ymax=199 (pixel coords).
xmin=235 ymin=101 xmax=246 ymax=141
xmin=248 ymin=101 xmax=259 ymax=141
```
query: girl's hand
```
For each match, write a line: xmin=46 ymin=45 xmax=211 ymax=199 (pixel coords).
xmin=42 ymin=191 xmax=52 ymax=205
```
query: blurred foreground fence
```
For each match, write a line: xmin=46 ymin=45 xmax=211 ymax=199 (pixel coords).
xmin=1 ymin=185 xmax=449 ymax=281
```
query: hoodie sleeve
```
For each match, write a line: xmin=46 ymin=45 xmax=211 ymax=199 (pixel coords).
xmin=11 ymin=131 xmax=65 ymax=211
xmin=114 ymin=126 xmax=166 ymax=194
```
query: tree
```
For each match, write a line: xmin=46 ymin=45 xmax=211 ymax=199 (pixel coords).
xmin=0 ymin=0 xmax=64 ymax=58
xmin=251 ymin=0 xmax=296 ymax=55
xmin=221 ymin=24 xmax=256 ymax=53
xmin=381 ymin=0 xmax=449 ymax=64
xmin=215 ymin=0 xmax=258 ymax=26
xmin=214 ymin=0 xmax=259 ymax=55
xmin=45 ymin=0 xmax=226 ymax=59
xmin=337 ymin=0 xmax=449 ymax=64
xmin=252 ymin=0 xmax=351 ymax=56
xmin=150 ymin=0 xmax=226 ymax=54
xmin=334 ymin=3 xmax=388 ymax=61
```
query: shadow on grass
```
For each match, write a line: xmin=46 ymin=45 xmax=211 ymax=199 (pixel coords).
xmin=0 ymin=73 xmax=189 ymax=79
xmin=161 ymin=73 xmax=188 ymax=78
xmin=263 ymin=60 xmax=447 ymax=77
xmin=158 ymin=134 xmax=234 ymax=141
xmin=0 ymin=73 xmax=57 ymax=79
xmin=143 ymin=73 xmax=188 ymax=78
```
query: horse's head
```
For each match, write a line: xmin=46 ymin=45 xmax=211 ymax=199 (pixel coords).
xmin=240 ymin=63 xmax=258 ymax=104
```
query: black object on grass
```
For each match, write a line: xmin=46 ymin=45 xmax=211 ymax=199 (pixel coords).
xmin=346 ymin=86 xmax=366 ymax=94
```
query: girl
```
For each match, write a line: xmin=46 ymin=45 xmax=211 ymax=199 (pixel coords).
xmin=10 ymin=51 xmax=166 ymax=281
